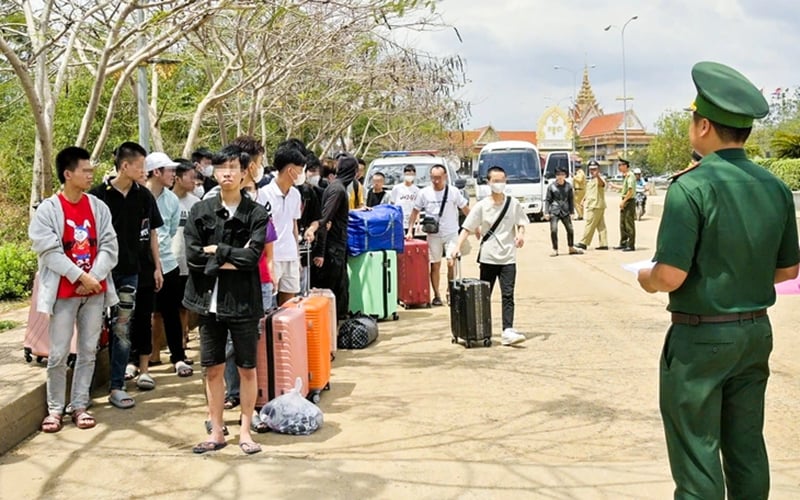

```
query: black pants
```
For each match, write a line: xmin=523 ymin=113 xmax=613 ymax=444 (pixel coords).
xmin=479 ymin=263 xmax=516 ymax=330
xmin=549 ymin=214 xmax=574 ymax=250
xmin=155 ymin=268 xmax=188 ymax=364
xmin=313 ymin=251 xmax=349 ymax=320
xmin=130 ymin=283 xmax=154 ymax=357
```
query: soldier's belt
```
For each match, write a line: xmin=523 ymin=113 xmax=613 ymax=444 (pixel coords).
xmin=671 ymin=309 xmax=767 ymax=325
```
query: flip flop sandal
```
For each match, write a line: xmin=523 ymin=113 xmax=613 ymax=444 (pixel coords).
xmin=72 ymin=409 xmax=96 ymax=430
xmin=136 ymin=373 xmax=156 ymax=390
xmin=239 ymin=442 xmax=262 ymax=455
xmin=41 ymin=414 xmax=62 ymax=433
xmin=108 ymin=390 xmax=135 ymax=409
xmin=124 ymin=364 xmax=139 ymax=381
xmin=223 ymin=396 xmax=240 ymax=410
xmin=250 ymin=414 xmax=269 ymax=434
xmin=175 ymin=361 xmax=193 ymax=378
xmin=204 ymin=420 xmax=229 ymax=436
xmin=192 ymin=441 xmax=227 ymax=454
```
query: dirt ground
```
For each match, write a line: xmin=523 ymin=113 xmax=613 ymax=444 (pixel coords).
xmin=2 ymin=199 xmax=799 ymax=499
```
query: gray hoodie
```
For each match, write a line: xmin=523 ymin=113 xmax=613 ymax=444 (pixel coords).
xmin=28 ymin=193 xmax=119 ymax=314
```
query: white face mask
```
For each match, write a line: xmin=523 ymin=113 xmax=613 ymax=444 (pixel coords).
xmin=293 ymin=172 xmax=306 ymax=186
xmin=404 ymin=175 xmax=415 ymax=184
xmin=252 ymin=165 xmax=264 ymax=182
xmin=192 ymin=185 xmax=205 ymax=198
xmin=490 ymin=182 xmax=506 ymax=194
xmin=201 ymin=165 xmax=213 ymax=177
xmin=308 ymin=175 xmax=320 ymax=186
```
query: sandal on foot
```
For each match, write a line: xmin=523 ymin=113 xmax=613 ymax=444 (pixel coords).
xmin=41 ymin=414 xmax=62 ymax=433
xmin=192 ymin=441 xmax=227 ymax=454
xmin=223 ymin=396 xmax=240 ymax=410
xmin=124 ymin=364 xmax=139 ymax=381
xmin=108 ymin=390 xmax=135 ymax=409
xmin=204 ymin=420 xmax=229 ymax=436
xmin=72 ymin=409 xmax=96 ymax=430
xmin=239 ymin=442 xmax=262 ymax=455
xmin=250 ymin=414 xmax=269 ymax=434
xmin=136 ymin=373 xmax=156 ymax=391
xmin=182 ymin=358 xmax=194 ymax=365
xmin=175 ymin=360 xmax=193 ymax=378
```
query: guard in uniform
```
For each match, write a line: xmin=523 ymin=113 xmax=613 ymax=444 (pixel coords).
xmin=637 ymin=61 xmax=800 ymax=499
xmin=572 ymin=164 xmax=586 ymax=219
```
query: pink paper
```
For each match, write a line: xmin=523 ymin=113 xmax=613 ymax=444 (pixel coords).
xmin=775 ymin=276 xmax=800 ymax=295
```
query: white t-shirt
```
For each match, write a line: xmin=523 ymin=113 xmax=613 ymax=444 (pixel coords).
xmin=390 ymin=182 xmax=421 ymax=228
xmin=173 ymin=192 xmax=201 ymax=276
xmin=209 ymin=201 xmax=238 ymax=314
xmin=258 ymin=182 xmax=301 ymax=262
xmin=413 ymin=184 xmax=467 ymax=237
xmin=461 ymin=196 xmax=528 ymax=265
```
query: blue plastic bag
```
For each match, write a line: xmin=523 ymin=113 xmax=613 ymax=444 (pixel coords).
xmin=347 ymin=204 xmax=405 ymax=257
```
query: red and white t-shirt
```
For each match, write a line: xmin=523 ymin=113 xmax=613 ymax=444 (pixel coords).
xmin=57 ymin=193 xmax=106 ymax=298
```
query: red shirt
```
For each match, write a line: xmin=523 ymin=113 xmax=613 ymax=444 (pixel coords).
xmin=56 ymin=193 xmax=107 ymax=298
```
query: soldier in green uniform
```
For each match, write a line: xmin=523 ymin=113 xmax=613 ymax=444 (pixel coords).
xmin=613 ymin=159 xmax=636 ymax=251
xmin=637 ymin=61 xmax=800 ymax=500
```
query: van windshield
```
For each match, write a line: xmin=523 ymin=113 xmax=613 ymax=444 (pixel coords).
xmin=544 ymin=153 xmax=570 ymax=179
xmin=477 ymin=150 xmax=541 ymax=184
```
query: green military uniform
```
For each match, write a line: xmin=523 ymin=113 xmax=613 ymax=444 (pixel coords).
xmin=579 ymin=163 xmax=607 ymax=248
xmin=619 ymin=168 xmax=636 ymax=249
xmin=655 ymin=61 xmax=800 ymax=499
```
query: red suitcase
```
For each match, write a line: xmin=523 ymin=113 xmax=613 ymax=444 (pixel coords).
xmin=23 ymin=273 xmax=108 ymax=365
xmin=397 ymin=239 xmax=431 ymax=308
xmin=255 ymin=307 xmax=310 ymax=408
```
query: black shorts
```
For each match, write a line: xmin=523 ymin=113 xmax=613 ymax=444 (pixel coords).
xmin=199 ymin=314 xmax=259 ymax=369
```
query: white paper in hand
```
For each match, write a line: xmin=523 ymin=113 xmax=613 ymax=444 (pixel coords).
xmin=622 ymin=259 xmax=656 ymax=275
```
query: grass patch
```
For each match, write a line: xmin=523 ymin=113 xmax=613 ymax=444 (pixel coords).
xmin=0 ymin=319 xmax=20 ymax=332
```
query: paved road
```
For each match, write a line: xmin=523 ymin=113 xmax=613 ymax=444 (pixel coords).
xmin=2 ymin=197 xmax=799 ymax=499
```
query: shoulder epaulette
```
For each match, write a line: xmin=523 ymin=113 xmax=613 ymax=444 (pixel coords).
xmin=669 ymin=160 xmax=701 ymax=182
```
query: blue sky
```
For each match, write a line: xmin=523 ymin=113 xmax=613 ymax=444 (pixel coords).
xmin=410 ymin=0 xmax=800 ymax=132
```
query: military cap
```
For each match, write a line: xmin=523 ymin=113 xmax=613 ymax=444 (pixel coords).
xmin=587 ymin=159 xmax=599 ymax=169
xmin=688 ymin=61 xmax=769 ymax=128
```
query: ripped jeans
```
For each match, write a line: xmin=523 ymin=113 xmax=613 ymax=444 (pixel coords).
xmin=109 ymin=273 xmax=137 ymax=392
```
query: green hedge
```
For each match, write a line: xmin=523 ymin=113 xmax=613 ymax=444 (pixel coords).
xmin=759 ymin=158 xmax=800 ymax=191
xmin=0 ymin=243 xmax=37 ymax=299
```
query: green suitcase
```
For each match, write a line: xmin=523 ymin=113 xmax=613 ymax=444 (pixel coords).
xmin=347 ymin=250 xmax=399 ymax=321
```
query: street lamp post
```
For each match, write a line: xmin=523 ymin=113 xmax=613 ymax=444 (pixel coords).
xmin=605 ymin=15 xmax=638 ymax=160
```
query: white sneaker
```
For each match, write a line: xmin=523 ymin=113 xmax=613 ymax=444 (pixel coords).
xmin=501 ymin=328 xmax=526 ymax=346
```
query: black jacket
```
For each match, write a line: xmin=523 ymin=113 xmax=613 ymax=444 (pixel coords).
xmin=546 ymin=182 xmax=574 ymax=217
xmin=182 ymin=192 xmax=268 ymax=319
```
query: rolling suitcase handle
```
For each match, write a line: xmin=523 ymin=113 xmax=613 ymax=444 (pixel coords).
xmin=299 ymin=240 xmax=312 ymax=297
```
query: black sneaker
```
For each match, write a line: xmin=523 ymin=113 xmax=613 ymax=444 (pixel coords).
xmin=622 ymin=246 xmax=636 ymax=252
xmin=574 ymin=243 xmax=587 ymax=250
xmin=596 ymin=246 xmax=609 ymax=250
xmin=613 ymin=245 xmax=626 ymax=250
xmin=432 ymin=297 xmax=444 ymax=306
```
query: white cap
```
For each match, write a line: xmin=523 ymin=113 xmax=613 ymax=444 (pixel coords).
xmin=145 ymin=152 xmax=179 ymax=173
xmin=633 ymin=167 xmax=642 ymax=174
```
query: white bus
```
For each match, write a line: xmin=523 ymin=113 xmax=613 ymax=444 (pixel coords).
xmin=474 ymin=141 xmax=544 ymax=222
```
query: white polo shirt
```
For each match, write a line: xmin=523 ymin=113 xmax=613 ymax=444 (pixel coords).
xmin=258 ymin=181 xmax=301 ymax=262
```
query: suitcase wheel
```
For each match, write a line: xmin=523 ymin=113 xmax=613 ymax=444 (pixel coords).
xmin=24 ymin=348 xmax=32 ymax=363
xmin=465 ymin=341 xmax=472 ymax=349
xmin=483 ymin=338 xmax=492 ymax=347
xmin=425 ymin=303 xmax=431 ymax=309
xmin=36 ymin=356 xmax=46 ymax=365
xmin=450 ymin=337 xmax=456 ymax=344
xmin=392 ymin=312 xmax=399 ymax=321
xmin=309 ymin=391 xmax=321 ymax=405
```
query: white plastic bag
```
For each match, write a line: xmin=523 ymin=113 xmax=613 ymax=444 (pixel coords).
xmin=259 ymin=377 xmax=323 ymax=435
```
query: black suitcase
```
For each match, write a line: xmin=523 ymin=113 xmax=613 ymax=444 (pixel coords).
xmin=449 ymin=261 xmax=492 ymax=348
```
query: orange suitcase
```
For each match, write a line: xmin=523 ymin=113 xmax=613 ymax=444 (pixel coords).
xmin=256 ymin=307 xmax=310 ymax=408
xmin=282 ymin=295 xmax=331 ymax=404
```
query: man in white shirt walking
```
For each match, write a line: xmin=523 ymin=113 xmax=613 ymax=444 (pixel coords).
xmin=451 ymin=166 xmax=527 ymax=345
xmin=406 ymin=164 xmax=469 ymax=306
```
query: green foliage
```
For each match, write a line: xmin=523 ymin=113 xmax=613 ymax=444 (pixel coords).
xmin=0 ymin=320 xmax=20 ymax=333
xmin=759 ymin=158 xmax=800 ymax=190
xmin=0 ymin=243 xmax=37 ymax=300
xmin=771 ymin=131 xmax=800 ymax=159
xmin=646 ymin=110 xmax=692 ymax=175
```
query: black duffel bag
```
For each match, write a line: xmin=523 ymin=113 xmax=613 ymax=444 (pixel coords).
xmin=338 ymin=315 xmax=379 ymax=349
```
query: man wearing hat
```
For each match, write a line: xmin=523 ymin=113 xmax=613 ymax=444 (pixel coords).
xmin=612 ymin=158 xmax=636 ymax=251
xmin=637 ymin=61 xmax=799 ymax=499
xmin=574 ymin=160 xmax=608 ymax=250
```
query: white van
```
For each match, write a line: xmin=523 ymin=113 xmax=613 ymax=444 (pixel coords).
xmin=542 ymin=151 xmax=575 ymax=191
xmin=475 ymin=141 xmax=544 ymax=222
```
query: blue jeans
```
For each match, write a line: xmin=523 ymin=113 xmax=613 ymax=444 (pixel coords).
xmin=224 ymin=282 xmax=272 ymax=399
xmin=47 ymin=294 xmax=105 ymax=414
xmin=109 ymin=273 xmax=137 ymax=391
